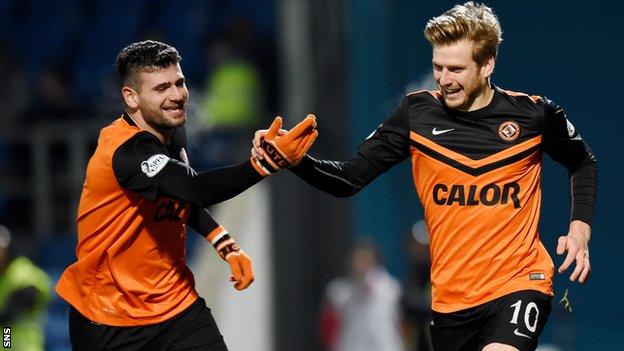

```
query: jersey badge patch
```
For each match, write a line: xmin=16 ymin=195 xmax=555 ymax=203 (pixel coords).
xmin=179 ymin=147 xmax=190 ymax=165
xmin=566 ymin=119 xmax=576 ymax=138
xmin=529 ymin=272 xmax=545 ymax=280
xmin=141 ymin=154 xmax=170 ymax=178
xmin=498 ymin=121 xmax=520 ymax=141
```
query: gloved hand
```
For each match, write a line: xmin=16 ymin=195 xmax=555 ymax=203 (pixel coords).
xmin=251 ymin=115 xmax=318 ymax=176
xmin=225 ymin=250 xmax=254 ymax=291
xmin=208 ymin=227 xmax=255 ymax=291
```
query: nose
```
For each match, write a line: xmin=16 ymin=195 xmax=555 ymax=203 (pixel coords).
xmin=438 ymin=69 xmax=453 ymax=87
xmin=170 ymin=86 xmax=185 ymax=101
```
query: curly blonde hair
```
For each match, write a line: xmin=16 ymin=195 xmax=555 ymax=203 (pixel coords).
xmin=424 ymin=2 xmax=502 ymax=65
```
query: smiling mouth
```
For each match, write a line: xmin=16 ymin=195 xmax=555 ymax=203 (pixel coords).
xmin=164 ymin=105 xmax=185 ymax=112
xmin=444 ymin=88 xmax=461 ymax=95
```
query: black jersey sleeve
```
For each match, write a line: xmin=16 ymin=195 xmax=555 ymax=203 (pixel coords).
xmin=187 ymin=206 xmax=221 ymax=238
xmin=541 ymin=98 xmax=598 ymax=225
xmin=289 ymin=96 xmax=411 ymax=197
xmin=168 ymin=127 xmax=223 ymax=238
xmin=113 ymin=132 xmax=263 ymax=206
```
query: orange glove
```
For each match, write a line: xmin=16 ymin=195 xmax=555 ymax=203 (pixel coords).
xmin=225 ymin=250 xmax=254 ymax=291
xmin=208 ymin=227 xmax=255 ymax=291
xmin=251 ymin=115 xmax=318 ymax=176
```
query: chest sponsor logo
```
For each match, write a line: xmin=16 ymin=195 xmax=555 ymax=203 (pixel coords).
xmin=432 ymin=127 xmax=455 ymax=135
xmin=432 ymin=182 xmax=521 ymax=208
xmin=498 ymin=121 xmax=521 ymax=141
xmin=141 ymin=154 xmax=170 ymax=178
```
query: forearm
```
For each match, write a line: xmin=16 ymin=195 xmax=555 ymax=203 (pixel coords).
xmin=569 ymin=158 xmax=598 ymax=225
xmin=289 ymin=153 xmax=382 ymax=197
xmin=159 ymin=160 xmax=263 ymax=207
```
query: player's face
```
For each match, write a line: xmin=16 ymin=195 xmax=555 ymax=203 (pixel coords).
xmin=432 ymin=40 xmax=493 ymax=111
xmin=135 ymin=63 xmax=188 ymax=130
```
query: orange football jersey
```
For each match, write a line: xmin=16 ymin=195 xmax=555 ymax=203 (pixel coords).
xmin=56 ymin=116 xmax=198 ymax=326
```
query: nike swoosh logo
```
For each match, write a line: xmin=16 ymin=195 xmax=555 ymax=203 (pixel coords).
xmin=432 ymin=127 xmax=455 ymax=135
xmin=514 ymin=329 xmax=532 ymax=339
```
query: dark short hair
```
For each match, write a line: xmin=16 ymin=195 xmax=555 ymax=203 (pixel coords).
xmin=115 ymin=40 xmax=182 ymax=87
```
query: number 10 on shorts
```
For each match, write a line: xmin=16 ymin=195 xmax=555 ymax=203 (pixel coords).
xmin=510 ymin=300 xmax=539 ymax=334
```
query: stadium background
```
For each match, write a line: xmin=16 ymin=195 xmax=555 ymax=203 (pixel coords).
xmin=0 ymin=0 xmax=621 ymax=350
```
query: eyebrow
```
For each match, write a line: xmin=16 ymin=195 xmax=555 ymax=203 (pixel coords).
xmin=153 ymin=82 xmax=171 ymax=91
xmin=432 ymin=61 xmax=466 ymax=69
xmin=152 ymin=77 xmax=184 ymax=91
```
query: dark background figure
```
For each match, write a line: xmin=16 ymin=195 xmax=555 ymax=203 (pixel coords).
xmin=320 ymin=239 xmax=405 ymax=351
xmin=0 ymin=225 xmax=52 ymax=351
xmin=402 ymin=220 xmax=433 ymax=351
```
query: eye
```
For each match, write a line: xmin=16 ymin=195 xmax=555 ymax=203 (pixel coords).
xmin=175 ymin=78 xmax=185 ymax=87
xmin=433 ymin=64 xmax=442 ymax=71
xmin=450 ymin=67 xmax=464 ymax=73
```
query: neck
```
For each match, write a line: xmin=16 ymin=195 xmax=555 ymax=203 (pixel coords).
xmin=466 ymin=82 xmax=495 ymax=112
xmin=126 ymin=111 xmax=172 ymax=144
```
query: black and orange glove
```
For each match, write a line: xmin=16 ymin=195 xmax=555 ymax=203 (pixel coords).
xmin=207 ymin=226 xmax=254 ymax=291
xmin=251 ymin=115 xmax=318 ymax=176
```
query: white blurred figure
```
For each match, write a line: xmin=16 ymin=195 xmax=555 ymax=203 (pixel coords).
xmin=320 ymin=240 xmax=405 ymax=351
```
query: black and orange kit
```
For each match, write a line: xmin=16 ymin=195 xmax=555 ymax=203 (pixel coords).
xmin=291 ymin=86 xmax=597 ymax=350
xmin=56 ymin=113 xmax=263 ymax=350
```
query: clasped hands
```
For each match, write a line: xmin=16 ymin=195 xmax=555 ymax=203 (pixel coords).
xmin=250 ymin=114 xmax=318 ymax=176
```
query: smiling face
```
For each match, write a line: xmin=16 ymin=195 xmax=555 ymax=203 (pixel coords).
xmin=432 ymin=39 xmax=495 ymax=112
xmin=123 ymin=63 xmax=188 ymax=132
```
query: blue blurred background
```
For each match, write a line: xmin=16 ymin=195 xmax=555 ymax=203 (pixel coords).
xmin=0 ymin=1 xmax=621 ymax=350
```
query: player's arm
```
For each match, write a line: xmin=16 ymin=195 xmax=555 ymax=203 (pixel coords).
xmin=187 ymin=207 xmax=254 ymax=290
xmin=114 ymin=116 xmax=316 ymax=207
xmin=170 ymin=126 xmax=254 ymax=290
xmin=254 ymin=97 xmax=411 ymax=197
xmin=542 ymin=97 xmax=597 ymax=283
xmin=114 ymin=135 xmax=264 ymax=207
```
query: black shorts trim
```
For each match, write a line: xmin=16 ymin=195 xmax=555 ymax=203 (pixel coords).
xmin=69 ymin=297 xmax=228 ymax=351
xmin=430 ymin=290 xmax=552 ymax=351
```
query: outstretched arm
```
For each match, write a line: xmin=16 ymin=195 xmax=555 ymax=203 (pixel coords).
xmin=252 ymin=98 xmax=412 ymax=197
xmin=288 ymin=153 xmax=384 ymax=197
xmin=114 ymin=116 xmax=317 ymax=208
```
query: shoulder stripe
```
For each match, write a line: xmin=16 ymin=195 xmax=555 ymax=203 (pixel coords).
xmin=502 ymin=89 xmax=541 ymax=103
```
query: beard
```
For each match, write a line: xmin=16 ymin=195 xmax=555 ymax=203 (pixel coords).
xmin=143 ymin=106 xmax=186 ymax=131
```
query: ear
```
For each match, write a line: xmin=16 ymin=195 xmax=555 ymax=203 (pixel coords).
xmin=121 ymin=86 xmax=139 ymax=109
xmin=480 ymin=56 xmax=495 ymax=79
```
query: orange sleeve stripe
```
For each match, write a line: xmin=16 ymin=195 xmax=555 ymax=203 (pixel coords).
xmin=215 ymin=238 xmax=235 ymax=251
xmin=406 ymin=90 xmax=443 ymax=100
xmin=502 ymin=89 xmax=541 ymax=103
xmin=250 ymin=157 xmax=272 ymax=177
xmin=206 ymin=225 xmax=228 ymax=244
xmin=410 ymin=132 xmax=542 ymax=168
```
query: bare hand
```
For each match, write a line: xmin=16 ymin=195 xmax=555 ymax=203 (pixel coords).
xmin=556 ymin=220 xmax=591 ymax=283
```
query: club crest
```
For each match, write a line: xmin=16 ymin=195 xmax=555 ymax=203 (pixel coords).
xmin=498 ymin=121 xmax=520 ymax=141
